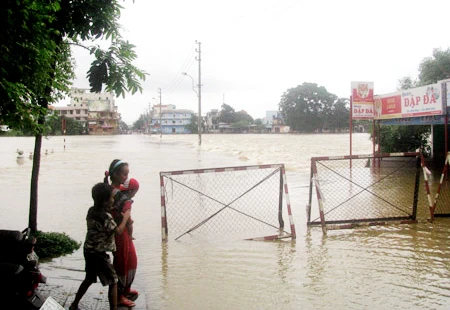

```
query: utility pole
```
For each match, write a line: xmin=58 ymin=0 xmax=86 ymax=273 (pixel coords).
xmin=196 ymin=40 xmax=202 ymax=146
xmin=158 ymin=87 xmax=162 ymax=138
xmin=148 ymin=102 xmax=152 ymax=135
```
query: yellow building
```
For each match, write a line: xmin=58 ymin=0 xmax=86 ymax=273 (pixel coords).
xmin=54 ymin=88 xmax=121 ymax=134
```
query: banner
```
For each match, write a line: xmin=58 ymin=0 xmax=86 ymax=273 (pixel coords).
xmin=373 ymin=83 xmax=444 ymax=120
xmin=373 ymin=93 xmax=402 ymax=119
xmin=351 ymin=81 xmax=374 ymax=119
xmin=380 ymin=115 xmax=445 ymax=125
xmin=87 ymin=100 xmax=111 ymax=112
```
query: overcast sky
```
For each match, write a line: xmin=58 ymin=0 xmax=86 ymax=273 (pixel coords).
xmin=65 ymin=0 xmax=450 ymax=125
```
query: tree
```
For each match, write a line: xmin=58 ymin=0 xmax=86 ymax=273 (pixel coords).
xmin=397 ymin=76 xmax=418 ymax=90
xmin=399 ymin=48 xmax=450 ymax=89
xmin=418 ymin=48 xmax=450 ymax=85
xmin=0 ymin=0 xmax=146 ymax=232
xmin=327 ymin=98 xmax=349 ymax=132
xmin=251 ymin=118 xmax=266 ymax=133
xmin=186 ymin=115 xmax=199 ymax=133
xmin=132 ymin=114 xmax=146 ymax=131
xmin=0 ymin=1 xmax=73 ymax=132
xmin=119 ymin=121 xmax=129 ymax=133
xmin=46 ymin=114 xmax=85 ymax=135
xmin=234 ymin=111 xmax=253 ymax=124
xmin=218 ymin=104 xmax=236 ymax=124
xmin=374 ymin=125 xmax=431 ymax=155
xmin=218 ymin=104 xmax=253 ymax=128
xmin=279 ymin=82 xmax=337 ymax=132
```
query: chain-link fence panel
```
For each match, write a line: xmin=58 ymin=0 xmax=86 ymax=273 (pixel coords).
xmin=160 ymin=164 xmax=295 ymax=241
xmin=307 ymin=153 xmax=420 ymax=231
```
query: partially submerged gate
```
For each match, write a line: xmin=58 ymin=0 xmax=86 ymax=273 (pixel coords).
xmin=307 ymin=153 xmax=421 ymax=234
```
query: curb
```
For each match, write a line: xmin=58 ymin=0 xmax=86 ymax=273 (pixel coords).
xmin=37 ymin=263 xmax=146 ymax=310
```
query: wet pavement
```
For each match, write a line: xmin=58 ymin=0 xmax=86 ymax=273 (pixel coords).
xmin=37 ymin=262 xmax=147 ymax=310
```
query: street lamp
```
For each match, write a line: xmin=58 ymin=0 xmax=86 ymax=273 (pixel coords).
xmin=182 ymin=72 xmax=201 ymax=145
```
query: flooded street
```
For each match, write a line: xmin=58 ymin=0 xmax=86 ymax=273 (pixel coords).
xmin=0 ymin=133 xmax=449 ymax=309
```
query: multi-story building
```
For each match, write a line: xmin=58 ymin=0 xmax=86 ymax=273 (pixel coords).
xmin=51 ymin=104 xmax=89 ymax=132
xmin=205 ymin=109 xmax=219 ymax=132
xmin=262 ymin=111 xmax=279 ymax=130
xmin=270 ymin=112 xmax=290 ymax=133
xmin=150 ymin=104 xmax=194 ymax=134
xmin=53 ymin=88 xmax=120 ymax=134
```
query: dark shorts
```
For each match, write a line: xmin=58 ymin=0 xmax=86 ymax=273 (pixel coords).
xmin=84 ymin=250 xmax=118 ymax=286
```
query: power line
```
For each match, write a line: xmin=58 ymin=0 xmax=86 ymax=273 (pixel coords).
xmin=163 ymin=43 xmax=196 ymax=96
xmin=151 ymin=1 xmax=304 ymax=106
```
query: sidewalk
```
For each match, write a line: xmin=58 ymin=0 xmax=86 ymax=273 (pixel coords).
xmin=37 ymin=262 xmax=147 ymax=310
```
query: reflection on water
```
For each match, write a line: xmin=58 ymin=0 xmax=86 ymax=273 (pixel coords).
xmin=0 ymin=134 xmax=449 ymax=309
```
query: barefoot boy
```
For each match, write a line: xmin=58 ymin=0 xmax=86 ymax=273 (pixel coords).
xmin=69 ymin=183 xmax=130 ymax=310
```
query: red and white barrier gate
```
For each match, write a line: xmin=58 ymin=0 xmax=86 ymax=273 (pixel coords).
xmin=160 ymin=164 xmax=296 ymax=241
xmin=307 ymin=153 xmax=421 ymax=234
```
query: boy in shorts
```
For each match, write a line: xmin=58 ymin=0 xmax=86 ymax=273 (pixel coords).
xmin=69 ymin=183 xmax=130 ymax=310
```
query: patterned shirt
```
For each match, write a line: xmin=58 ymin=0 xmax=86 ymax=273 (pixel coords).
xmin=84 ymin=206 xmax=117 ymax=253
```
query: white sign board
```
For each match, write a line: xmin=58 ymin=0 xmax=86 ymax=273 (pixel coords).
xmin=40 ymin=296 xmax=65 ymax=310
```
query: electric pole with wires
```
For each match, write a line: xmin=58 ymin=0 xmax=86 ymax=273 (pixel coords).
xmin=196 ymin=41 xmax=202 ymax=146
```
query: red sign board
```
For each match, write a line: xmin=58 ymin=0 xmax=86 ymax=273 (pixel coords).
xmin=351 ymin=82 xmax=374 ymax=119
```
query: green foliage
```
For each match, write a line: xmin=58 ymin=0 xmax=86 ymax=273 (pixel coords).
xmin=132 ymin=114 xmax=146 ymax=131
xmin=218 ymin=104 xmax=236 ymax=124
xmin=398 ymin=48 xmax=450 ymax=90
xmin=1 ymin=0 xmax=147 ymax=232
xmin=418 ymin=48 xmax=450 ymax=85
xmin=88 ymin=40 xmax=145 ymax=97
xmin=120 ymin=120 xmax=129 ymax=132
xmin=251 ymin=118 xmax=266 ymax=132
xmin=0 ymin=0 xmax=146 ymax=134
xmin=218 ymin=104 xmax=253 ymax=127
xmin=2 ymin=113 xmax=85 ymax=136
xmin=397 ymin=76 xmax=418 ymax=90
xmin=0 ymin=129 xmax=28 ymax=137
xmin=231 ymin=120 xmax=250 ymax=128
xmin=234 ymin=111 xmax=253 ymax=124
xmin=32 ymin=230 xmax=81 ymax=261
xmin=279 ymin=82 xmax=347 ymax=132
xmin=186 ymin=115 xmax=199 ymax=133
xmin=0 ymin=0 xmax=73 ymax=133
xmin=373 ymin=125 xmax=431 ymax=156
xmin=45 ymin=114 xmax=85 ymax=135
xmin=326 ymin=98 xmax=349 ymax=131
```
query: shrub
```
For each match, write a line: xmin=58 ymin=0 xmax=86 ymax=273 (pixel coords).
xmin=32 ymin=231 xmax=81 ymax=261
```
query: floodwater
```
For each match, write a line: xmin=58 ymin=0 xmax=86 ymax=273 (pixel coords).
xmin=0 ymin=133 xmax=449 ymax=310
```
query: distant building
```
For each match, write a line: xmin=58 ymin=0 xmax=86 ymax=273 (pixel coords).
xmin=53 ymin=88 xmax=120 ymax=134
xmin=260 ymin=110 xmax=290 ymax=133
xmin=271 ymin=113 xmax=290 ymax=133
xmin=262 ymin=111 xmax=279 ymax=130
xmin=52 ymin=103 xmax=89 ymax=132
xmin=150 ymin=104 xmax=194 ymax=134
xmin=205 ymin=109 xmax=219 ymax=132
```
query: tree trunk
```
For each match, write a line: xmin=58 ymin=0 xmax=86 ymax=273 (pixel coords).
xmin=29 ymin=134 xmax=42 ymax=232
xmin=29 ymin=99 xmax=49 ymax=232
xmin=27 ymin=33 xmax=61 ymax=232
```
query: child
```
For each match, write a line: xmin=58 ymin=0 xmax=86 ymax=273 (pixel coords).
xmin=119 ymin=177 xmax=139 ymax=239
xmin=109 ymin=177 xmax=140 ymax=306
xmin=69 ymin=183 xmax=131 ymax=310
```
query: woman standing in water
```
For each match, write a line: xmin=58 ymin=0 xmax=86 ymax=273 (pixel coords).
xmin=104 ymin=159 xmax=138 ymax=307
